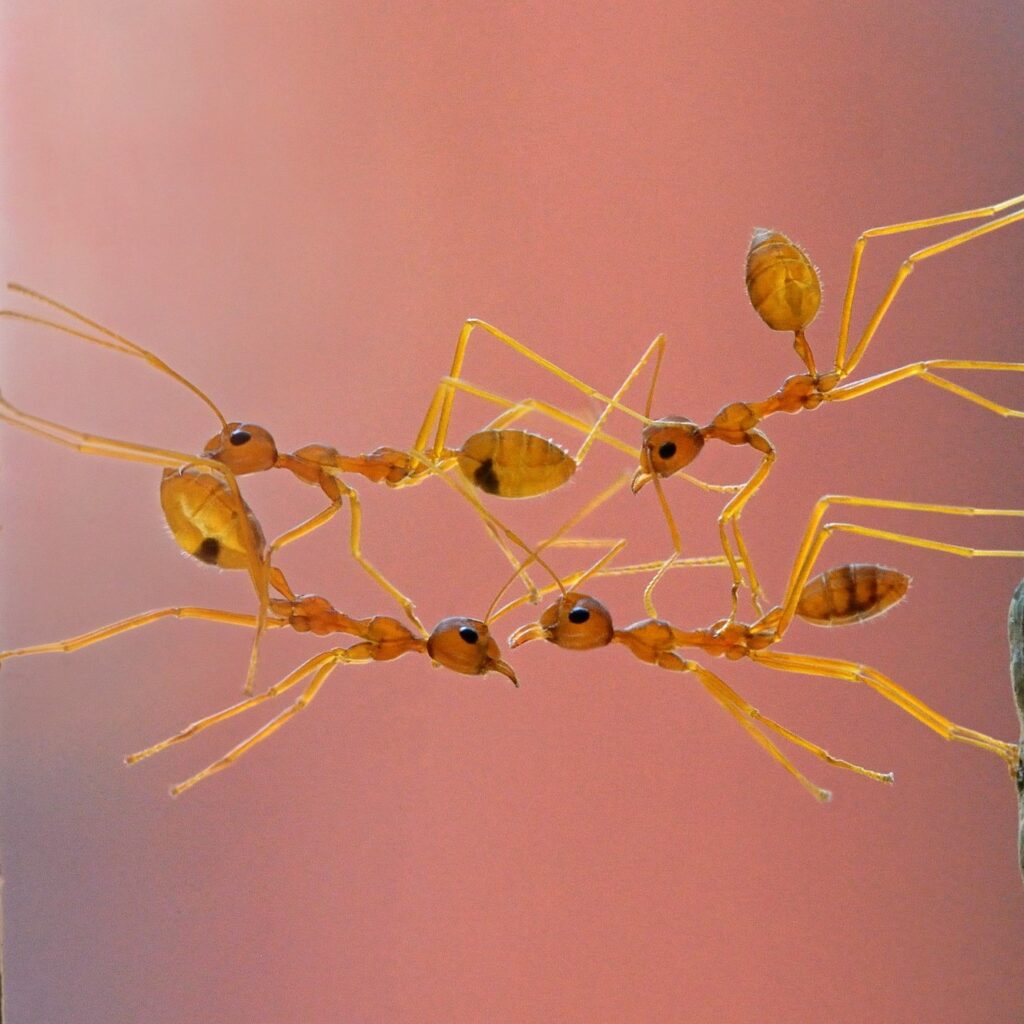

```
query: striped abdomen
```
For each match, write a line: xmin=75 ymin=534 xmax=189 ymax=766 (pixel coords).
xmin=456 ymin=429 xmax=575 ymax=498
xmin=796 ymin=564 xmax=910 ymax=627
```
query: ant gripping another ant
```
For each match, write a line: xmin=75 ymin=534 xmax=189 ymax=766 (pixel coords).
xmin=507 ymin=493 xmax=1024 ymax=800
xmin=416 ymin=194 xmax=1024 ymax=621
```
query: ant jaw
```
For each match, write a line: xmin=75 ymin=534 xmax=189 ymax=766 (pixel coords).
xmin=631 ymin=467 xmax=653 ymax=493
xmin=507 ymin=621 xmax=549 ymax=648
xmin=490 ymin=658 xmax=519 ymax=687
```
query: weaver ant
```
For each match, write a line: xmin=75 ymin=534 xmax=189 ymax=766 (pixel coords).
xmin=507 ymin=493 xmax=1024 ymax=799
xmin=408 ymin=194 xmax=1024 ymax=620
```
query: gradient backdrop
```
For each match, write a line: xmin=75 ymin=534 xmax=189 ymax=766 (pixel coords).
xmin=2 ymin=3 xmax=1023 ymax=1022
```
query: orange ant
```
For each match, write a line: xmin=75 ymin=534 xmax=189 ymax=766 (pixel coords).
xmin=631 ymin=193 xmax=1024 ymax=613
xmin=117 ymin=486 xmax=661 ymax=796
xmin=0 ymin=284 xmax=428 ymax=640
xmin=121 ymin=600 xmax=518 ymax=796
xmin=406 ymin=195 xmax=1024 ymax=620
xmin=506 ymin=492 xmax=1024 ymax=799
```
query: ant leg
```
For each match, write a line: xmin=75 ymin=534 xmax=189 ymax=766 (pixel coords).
xmin=752 ymin=649 xmax=1019 ymax=767
xmin=661 ymin=655 xmax=890 ymax=799
xmin=125 ymin=648 xmax=342 ymax=766
xmin=128 ymin=646 xmax=375 ymax=794
xmin=167 ymin=657 xmax=351 ymax=795
xmin=573 ymin=333 xmax=665 ymax=465
xmin=717 ymin=432 xmax=776 ymax=618
xmin=0 ymin=606 xmax=281 ymax=666
xmin=776 ymin=495 xmax=1024 ymax=637
xmin=644 ymin=432 xmax=775 ymax=621
xmin=428 ymin=464 xmax=570 ymax=605
xmin=826 ymin=359 xmax=1024 ymax=417
xmin=447 ymin=379 xmax=639 ymax=457
xmin=330 ymin=481 xmax=425 ymax=633
xmin=835 ymin=196 xmax=1024 ymax=376
xmin=485 ymin=473 xmax=632 ymax=621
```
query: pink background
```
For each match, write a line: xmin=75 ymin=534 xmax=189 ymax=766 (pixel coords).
xmin=2 ymin=3 xmax=1023 ymax=1022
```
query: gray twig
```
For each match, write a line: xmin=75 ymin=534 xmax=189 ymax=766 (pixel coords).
xmin=1008 ymin=581 xmax=1024 ymax=881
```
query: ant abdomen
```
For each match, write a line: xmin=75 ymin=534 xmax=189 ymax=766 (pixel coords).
xmin=159 ymin=467 xmax=265 ymax=570
xmin=746 ymin=229 xmax=822 ymax=333
xmin=796 ymin=564 xmax=910 ymax=627
xmin=457 ymin=429 xmax=575 ymax=498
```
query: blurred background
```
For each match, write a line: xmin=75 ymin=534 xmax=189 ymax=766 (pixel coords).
xmin=1 ymin=2 xmax=1023 ymax=1021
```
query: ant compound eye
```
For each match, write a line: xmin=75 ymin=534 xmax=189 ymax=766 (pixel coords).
xmin=658 ymin=441 xmax=677 ymax=460
xmin=229 ymin=429 xmax=252 ymax=446
xmin=568 ymin=606 xmax=590 ymax=624
xmin=458 ymin=625 xmax=480 ymax=645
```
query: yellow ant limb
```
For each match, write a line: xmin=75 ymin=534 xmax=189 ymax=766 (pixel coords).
xmin=406 ymin=321 xmax=758 ymax=621
xmin=484 ymin=471 xmax=732 ymax=626
xmin=834 ymin=192 xmax=1024 ymax=376
xmin=0 ymin=607 xmax=285 ymax=665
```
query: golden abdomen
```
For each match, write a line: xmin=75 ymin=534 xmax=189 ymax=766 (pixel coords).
xmin=746 ymin=229 xmax=822 ymax=332
xmin=796 ymin=564 xmax=910 ymax=626
xmin=456 ymin=429 xmax=575 ymax=498
xmin=159 ymin=467 xmax=265 ymax=570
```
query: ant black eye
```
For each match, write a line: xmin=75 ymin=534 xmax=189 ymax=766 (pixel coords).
xmin=658 ymin=441 xmax=677 ymax=460
xmin=568 ymin=606 xmax=590 ymax=624
xmin=458 ymin=625 xmax=479 ymax=644
xmin=229 ymin=429 xmax=252 ymax=446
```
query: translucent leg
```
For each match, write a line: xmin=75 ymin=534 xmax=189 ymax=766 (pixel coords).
xmin=485 ymin=472 xmax=633 ymax=621
xmin=826 ymin=359 xmax=1024 ymax=417
xmin=644 ymin=434 xmax=775 ymax=621
xmin=125 ymin=643 xmax=380 ymax=793
xmin=835 ymin=195 xmax=1024 ymax=375
xmin=659 ymin=655 xmax=893 ymax=800
xmin=167 ymin=660 xmax=337 ymax=795
xmin=752 ymin=649 xmax=1019 ymax=767
xmin=0 ymin=606 xmax=279 ymax=665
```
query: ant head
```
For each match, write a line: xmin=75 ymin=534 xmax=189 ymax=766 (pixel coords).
xmin=633 ymin=417 xmax=704 ymax=492
xmin=508 ymin=593 xmax=615 ymax=651
xmin=427 ymin=617 xmax=518 ymax=686
xmin=203 ymin=423 xmax=279 ymax=475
